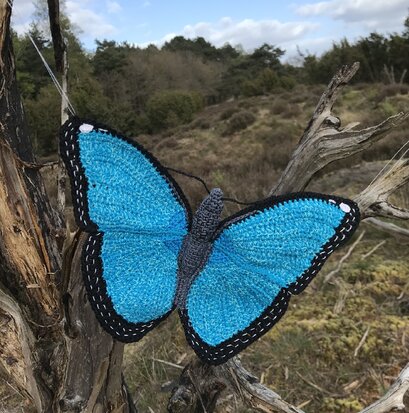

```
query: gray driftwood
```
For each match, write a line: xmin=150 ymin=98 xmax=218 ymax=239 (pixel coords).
xmin=168 ymin=64 xmax=409 ymax=412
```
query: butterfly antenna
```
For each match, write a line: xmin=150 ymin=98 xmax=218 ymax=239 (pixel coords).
xmin=166 ymin=166 xmax=262 ymax=206
xmin=165 ymin=167 xmax=212 ymax=195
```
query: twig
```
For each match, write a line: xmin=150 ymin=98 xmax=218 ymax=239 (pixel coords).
xmin=364 ymin=218 xmax=409 ymax=238
xmin=151 ymin=358 xmax=184 ymax=370
xmin=295 ymin=371 xmax=338 ymax=396
xmin=324 ymin=230 xmax=365 ymax=283
xmin=361 ymin=241 xmax=386 ymax=260
xmin=360 ymin=364 xmax=409 ymax=413
xmin=354 ymin=327 xmax=370 ymax=357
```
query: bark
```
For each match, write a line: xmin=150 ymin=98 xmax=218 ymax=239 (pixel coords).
xmin=0 ymin=1 xmax=135 ymax=411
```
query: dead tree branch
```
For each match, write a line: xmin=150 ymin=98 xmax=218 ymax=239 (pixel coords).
xmin=365 ymin=218 xmax=409 ymax=238
xmin=360 ymin=364 xmax=409 ymax=413
xmin=271 ymin=63 xmax=408 ymax=195
xmin=220 ymin=359 xmax=305 ymax=413
xmin=46 ymin=0 xmax=66 ymax=73
xmin=355 ymin=158 xmax=409 ymax=219
xmin=324 ymin=230 xmax=365 ymax=283
xmin=0 ymin=289 xmax=41 ymax=412
xmin=169 ymin=62 xmax=409 ymax=413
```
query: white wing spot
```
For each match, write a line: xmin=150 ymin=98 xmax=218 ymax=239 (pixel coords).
xmin=340 ymin=202 xmax=351 ymax=213
xmin=79 ymin=123 xmax=94 ymax=133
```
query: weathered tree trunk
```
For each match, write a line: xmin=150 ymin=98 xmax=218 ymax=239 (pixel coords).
xmin=0 ymin=1 xmax=135 ymax=411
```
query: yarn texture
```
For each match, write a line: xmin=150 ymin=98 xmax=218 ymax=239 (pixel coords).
xmin=60 ymin=116 xmax=360 ymax=365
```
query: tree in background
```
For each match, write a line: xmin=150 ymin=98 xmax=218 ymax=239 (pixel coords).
xmin=12 ymin=6 xmax=409 ymax=157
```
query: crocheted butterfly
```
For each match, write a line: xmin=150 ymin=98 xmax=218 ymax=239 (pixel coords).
xmin=60 ymin=116 xmax=360 ymax=365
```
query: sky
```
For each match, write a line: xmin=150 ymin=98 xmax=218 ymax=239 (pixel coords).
xmin=10 ymin=0 xmax=409 ymax=59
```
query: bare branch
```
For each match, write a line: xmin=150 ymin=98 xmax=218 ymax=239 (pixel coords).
xmin=360 ymin=364 xmax=409 ymax=413
xmin=220 ymin=359 xmax=305 ymax=413
xmin=171 ymin=62 xmax=409 ymax=413
xmin=355 ymin=159 xmax=409 ymax=219
xmin=354 ymin=327 xmax=370 ymax=357
xmin=46 ymin=0 xmax=66 ymax=73
xmin=168 ymin=358 xmax=305 ymax=413
xmin=365 ymin=217 xmax=409 ymax=238
xmin=324 ymin=230 xmax=365 ymax=283
xmin=361 ymin=240 xmax=386 ymax=259
xmin=270 ymin=62 xmax=408 ymax=195
xmin=300 ymin=62 xmax=360 ymax=145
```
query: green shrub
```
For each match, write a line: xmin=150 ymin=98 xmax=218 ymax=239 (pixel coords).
xmin=25 ymin=85 xmax=60 ymax=156
xmin=375 ymin=83 xmax=409 ymax=103
xmin=279 ymin=75 xmax=296 ymax=90
xmin=191 ymin=117 xmax=211 ymax=129
xmin=223 ymin=110 xmax=256 ymax=135
xmin=241 ymin=79 xmax=263 ymax=97
xmin=146 ymin=90 xmax=204 ymax=132
xmin=219 ymin=106 xmax=239 ymax=120
xmin=270 ymin=99 xmax=287 ymax=114
xmin=282 ymin=104 xmax=302 ymax=119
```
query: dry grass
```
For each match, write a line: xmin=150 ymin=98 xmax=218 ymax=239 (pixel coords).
xmin=2 ymin=83 xmax=409 ymax=412
xmin=122 ymin=224 xmax=409 ymax=412
xmin=128 ymin=84 xmax=409 ymax=412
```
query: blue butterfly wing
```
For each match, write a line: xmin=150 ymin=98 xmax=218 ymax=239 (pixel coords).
xmin=61 ymin=117 xmax=191 ymax=341
xmin=180 ymin=193 xmax=359 ymax=364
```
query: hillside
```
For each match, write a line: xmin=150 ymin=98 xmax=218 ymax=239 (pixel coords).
xmin=123 ymin=84 xmax=409 ymax=412
xmin=1 ymin=83 xmax=409 ymax=413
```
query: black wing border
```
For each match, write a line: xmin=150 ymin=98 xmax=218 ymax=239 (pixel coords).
xmin=180 ymin=192 xmax=360 ymax=364
xmin=60 ymin=116 xmax=192 ymax=232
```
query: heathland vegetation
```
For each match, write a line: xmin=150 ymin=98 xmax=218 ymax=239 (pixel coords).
xmin=2 ymin=8 xmax=409 ymax=413
xmin=13 ymin=13 xmax=409 ymax=156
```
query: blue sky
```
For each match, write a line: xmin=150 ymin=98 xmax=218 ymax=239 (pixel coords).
xmin=11 ymin=0 xmax=409 ymax=59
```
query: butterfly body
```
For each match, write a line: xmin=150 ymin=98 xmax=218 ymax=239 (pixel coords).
xmin=60 ymin=117 xmax=360 ymax=365
xmin=175 ymin=188 xmax=224 ymax=308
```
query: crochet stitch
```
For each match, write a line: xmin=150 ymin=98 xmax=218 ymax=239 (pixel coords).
xmin=60 ymin=116 xmax=360 ymax=365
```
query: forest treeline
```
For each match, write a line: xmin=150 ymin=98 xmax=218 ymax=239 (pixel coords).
xmin=13 ymin=14 xmax=409 ymax=155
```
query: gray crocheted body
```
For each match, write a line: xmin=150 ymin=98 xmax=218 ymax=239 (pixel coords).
xmin=174 ymin=188 xmax=223 ymax=308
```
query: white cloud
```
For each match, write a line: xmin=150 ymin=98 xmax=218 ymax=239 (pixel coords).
xmin=285 ymin=36 xmax=335 ymax=61
xmin=11 ymin=0 xmax=117 ymax=40
xmin=106 ymin=0 xmax=122 ymax=14
xmin=151 ymin=17 xmax=318 ymax=51
xmin=9 ymin=0 xmax=35 ymax=34
xmin=296 ymin=0 xmax=407 ymax=31
xmin=66 ymin=0 xmax=117 ymax=38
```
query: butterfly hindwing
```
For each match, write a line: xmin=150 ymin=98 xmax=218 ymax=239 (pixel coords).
xmin=61 ymin=117 xmax=191 ymax=341
xmin=180 ymin=193 xmax=360 ymax=364
xmin=82 ymin=232 xmax=178 ymax=341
